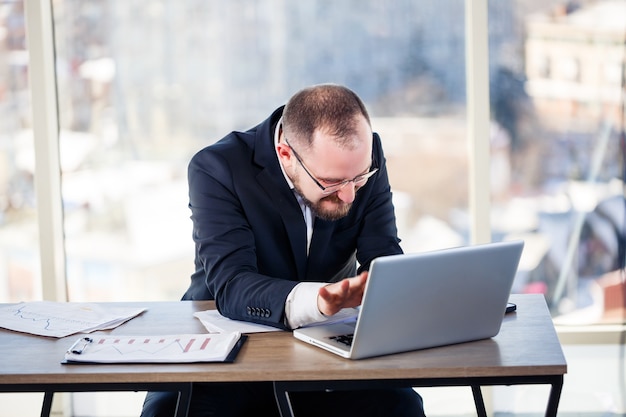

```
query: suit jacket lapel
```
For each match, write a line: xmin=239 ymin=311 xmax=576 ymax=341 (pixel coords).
xmin=253 ymin=108 xmax=308 ymax=280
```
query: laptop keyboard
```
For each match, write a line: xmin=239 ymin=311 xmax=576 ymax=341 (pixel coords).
xmin=330 ymin=333 xmax=354 ymax=347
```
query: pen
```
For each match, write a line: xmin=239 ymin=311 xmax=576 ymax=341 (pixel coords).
xmin=68 ymin=337 xmax=93 ymax=354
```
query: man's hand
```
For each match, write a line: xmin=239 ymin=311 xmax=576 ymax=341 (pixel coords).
xmin=317 ymin=271 xmax=368 ymax=316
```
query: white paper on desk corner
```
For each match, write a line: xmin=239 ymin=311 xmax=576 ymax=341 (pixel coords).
xmin=0 ymin=301 xmax=146 ymax=338
xmin=194 ymin=307 xmax=359 ymax=334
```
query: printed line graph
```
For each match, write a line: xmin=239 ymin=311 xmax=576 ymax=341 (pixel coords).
xmin=10 ymin=304 xmax=100 ymax=332
xmin=0 ymin=301 xmax=146 ymax=337
xmin=64 ymin=333 xmax=241 ymax=363
xmin=88 ymin=336 xmax=211 ymax=356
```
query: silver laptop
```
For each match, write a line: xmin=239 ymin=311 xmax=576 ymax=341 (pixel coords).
xmin=293 ymin=240 xmax=524 ymax=359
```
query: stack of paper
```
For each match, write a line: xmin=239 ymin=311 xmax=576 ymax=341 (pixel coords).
xmin=0 ymin=301 xmax=146 ymax=338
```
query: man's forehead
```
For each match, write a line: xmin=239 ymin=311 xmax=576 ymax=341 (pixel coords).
xmin=308 ymin=130 xmax=372 ymax=177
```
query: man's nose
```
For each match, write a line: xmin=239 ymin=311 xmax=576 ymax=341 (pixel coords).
xmin=336 ymin=182 xmax=357 ymax=203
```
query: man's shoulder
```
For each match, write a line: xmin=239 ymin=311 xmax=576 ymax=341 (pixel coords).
xmin=187 ymin=133 xmax=248 ymax=173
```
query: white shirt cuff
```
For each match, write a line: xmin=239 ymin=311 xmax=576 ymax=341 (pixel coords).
xmin=285 ymin=282 xmax=327 ymax=329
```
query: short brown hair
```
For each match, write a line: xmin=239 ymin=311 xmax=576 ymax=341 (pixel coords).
xmin=282 ymin=84 xmax=370 ymax=150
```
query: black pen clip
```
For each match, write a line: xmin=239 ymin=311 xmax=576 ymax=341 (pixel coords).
xmin=68 ymin=337 xmax=93 ymax=354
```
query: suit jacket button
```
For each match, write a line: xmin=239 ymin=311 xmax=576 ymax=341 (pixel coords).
xmin=246 ymin=306 xmax=252 ymax=315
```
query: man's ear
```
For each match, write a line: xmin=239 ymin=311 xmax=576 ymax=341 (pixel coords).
xmin=276 ymin=126 xmax=293 ymax=167
xmin=276 ymin=139 xmax=294 ymax=168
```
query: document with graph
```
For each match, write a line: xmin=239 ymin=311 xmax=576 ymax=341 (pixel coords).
xmin=0 ymin=301 xmax=146 ymax=338
xmin=63 ymin=332 xmax=245 ymax=364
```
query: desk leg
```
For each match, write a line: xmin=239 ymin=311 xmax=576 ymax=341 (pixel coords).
xmin=471 ymin=385 xmax=487 ymax=417
xmin=545 ymin=375 xmax=564 ymax=417
xmin=40 ymin=391 xmax=54 ymax=417
xmin=174 ymin=382 xmax=193 ymax=417
xmin=273 ymin=381 xmax=295 ymax=417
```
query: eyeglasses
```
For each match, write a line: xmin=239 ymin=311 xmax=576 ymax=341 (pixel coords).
xmin=284 ymin=137 xmax=378 ymax=195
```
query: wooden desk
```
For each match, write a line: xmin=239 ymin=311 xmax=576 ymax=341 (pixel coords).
xmin=0 ymin=294 xmax=566 ymax=417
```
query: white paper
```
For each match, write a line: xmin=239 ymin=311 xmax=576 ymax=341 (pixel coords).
xmin=64 ymin=333 xmax=241 ymax=363
xmin=194 ymin=307 xmax=359 ymax=333
xmin=301 ymin=307 xmax=359 ymax=328
xmin=194 ymin=310 xmax=281 ymax=333
xmin=0 ymin=301 xmax=146 ymax=338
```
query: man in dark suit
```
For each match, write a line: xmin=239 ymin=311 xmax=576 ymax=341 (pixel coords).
xmin=141 ymin=84 xmax=425 ymax=416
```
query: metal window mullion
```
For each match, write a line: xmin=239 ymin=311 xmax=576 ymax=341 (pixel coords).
xmin=465 ymin=0 xmax=493 ymax=413
xmin=465 ymin=0 xmax=491 ymax=244
xmin=25 ymin=0 xmax=67 ymax=302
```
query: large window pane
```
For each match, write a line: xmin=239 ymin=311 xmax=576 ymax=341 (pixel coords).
xmin=52 ymin=0 xmax=467 ymax=303
xmin=489 ymin=0 xmax=625 ymax=326
xmin=0 ymin=0 xmax=41 ymax=303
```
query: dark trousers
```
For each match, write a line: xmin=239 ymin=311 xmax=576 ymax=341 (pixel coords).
xmin=140 ymin=382 xmax=426 ymax=417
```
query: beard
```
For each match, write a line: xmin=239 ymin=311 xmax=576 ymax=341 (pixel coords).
xmin=293 ymin=185 xmax=352 ymax=221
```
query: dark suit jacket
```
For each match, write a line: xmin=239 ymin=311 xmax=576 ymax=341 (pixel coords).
xmin=182 ymin=106 xmax=402 ymax=329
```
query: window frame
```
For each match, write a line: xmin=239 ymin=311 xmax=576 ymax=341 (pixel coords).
xmin=24 ymin=0 xmax=67 ymax=302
